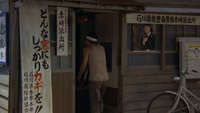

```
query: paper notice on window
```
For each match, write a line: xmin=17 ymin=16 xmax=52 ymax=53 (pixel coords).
xmin=188 ymin=46 xmax=200 ymax=60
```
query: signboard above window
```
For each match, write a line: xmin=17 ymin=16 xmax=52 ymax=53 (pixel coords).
xmin=127 ymin=13 xmax=200 ymax=25
xmin=0 ymin=13 xmax=9 ymax=65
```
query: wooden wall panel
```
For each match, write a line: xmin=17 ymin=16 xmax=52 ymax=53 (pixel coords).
xmin=123 ymin=73 xmax=178 ymax=112
xmin=52 ymin=73 xmax=58 ymax=113
xmin=0 ymin=98 xmax=8 ymax=110
xmin=63 ymin=73 xmax=73 ymax=113
xmin=0 ymin=75 xmax=9 ymax=86
xmin=52 ymin=72 xmax=73 ymax=113
xmin=122 ymin=72 xmax=200 ymax=112
xmin=57 ymin=73 xmax=64 ymax=113
xmin=0 ymin=107 xmax=7 ymax=113
xmin=103 ymin=87 xmax=118 ymax=107
xmin=0 ymin=75 xmax=9 ymax=113
xmin=0 ymin=84 xmax=8 ymax=97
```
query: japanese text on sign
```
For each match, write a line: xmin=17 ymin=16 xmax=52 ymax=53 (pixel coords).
xmin=57 ymin=7 xmax=68 ymax=56
xmin=126 ymin=13 xmax=200 ymax=25
xmin=136 ymin=15 xmax=196 ymax=24
xmin=20 ymin=4 xmax=53 ymax=113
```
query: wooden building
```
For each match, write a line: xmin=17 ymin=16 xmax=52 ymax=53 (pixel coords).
xmin=0 ymin=0 xmax=199 ymax=113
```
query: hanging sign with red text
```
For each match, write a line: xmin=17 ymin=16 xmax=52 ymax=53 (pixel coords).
xmin=20 ymin=4 xmax=53 ymax=113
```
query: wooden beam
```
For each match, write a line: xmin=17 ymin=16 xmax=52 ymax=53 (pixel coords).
xmin=36 ymin=0 xmax=145 ymax=6
xmin=9 ymin=0 xmax=20 ymax=113
xmin=121 ymin=13 xmax=127 ymax=75
xmin=161 ymin=25 xmax=165 ymax=70
xmin=26 ymin=0 xmax=141 ymax=11
xmin=118 ymin=14 xmax=123 ymax=113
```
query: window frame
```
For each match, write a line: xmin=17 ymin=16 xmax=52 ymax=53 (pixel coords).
xmin=49 ymin=8 xmax=75 ymax=73
xmin=126 ymin=24 xmax=199 ymax=71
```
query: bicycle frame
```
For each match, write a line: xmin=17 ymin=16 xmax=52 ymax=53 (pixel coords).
xmin=168 ymin=77 xmax=200 ymax=113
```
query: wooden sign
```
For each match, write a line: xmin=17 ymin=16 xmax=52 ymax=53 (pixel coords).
xmin=57 ymin=7 xmax=68 ymax=56
xmin=19 ymin=4 xmax=52 ymax=113
xmin=127 ymin=13 xmax=200 ymax=25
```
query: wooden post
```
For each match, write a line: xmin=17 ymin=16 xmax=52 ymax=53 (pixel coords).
xmin=161 ymin=25 xmax=165 ymax=70
xmin=9 ymin=0 xmax=20 ymax=113
xmin=120 ymin=13 xmax=127 ymax=113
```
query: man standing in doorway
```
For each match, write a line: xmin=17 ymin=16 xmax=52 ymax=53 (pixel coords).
xmin=78 ymin=32 xmax=109 ymax=113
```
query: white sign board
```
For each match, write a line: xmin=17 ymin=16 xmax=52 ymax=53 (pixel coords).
xmin=20 ymin=4 xmax=52 ymax=113
xmin=127 ymin=13 xmax=200 ymax=25
xmin=57 ymin=7 xmax=68 ymax=56
xmin=0 ymin=13 xmax=8 ymax=65
xmin=177 ymin=37 xmax=200 ymax=79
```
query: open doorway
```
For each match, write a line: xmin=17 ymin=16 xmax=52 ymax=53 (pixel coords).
xmin=75 ymin=11 xmax=120 ymax=113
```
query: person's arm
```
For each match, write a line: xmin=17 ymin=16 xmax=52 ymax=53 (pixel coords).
xmin=81 ymin=85 xmax=89 ymax=90
xmin=77 ymin=47 xmax=90 ymax=82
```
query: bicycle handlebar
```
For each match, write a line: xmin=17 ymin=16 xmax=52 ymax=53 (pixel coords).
xmin=182 ymin=69 xmax=198 ymax=75
xmin=191 ymin=70 xmax=198 ymax=73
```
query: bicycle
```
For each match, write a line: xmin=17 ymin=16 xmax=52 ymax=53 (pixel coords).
xmin=147 ymin=69 xmax=199 ymax=113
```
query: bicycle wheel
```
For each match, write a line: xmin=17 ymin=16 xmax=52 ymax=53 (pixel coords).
xmin=147 ymin=92 xmax=189 ymax=113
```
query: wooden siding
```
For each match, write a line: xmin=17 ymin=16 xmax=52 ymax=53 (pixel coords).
xmin=0 ymin=75 xmax=9 ymax=113
xmin=122 ymin=72 xmax=200 ymax=113
xmin=123 ymin=72 xmax=178 ymax=113
xmin=103 ymin=87 xmax=118 ymax=107
xmin=52 ymin=72 xmax=73 ymax=113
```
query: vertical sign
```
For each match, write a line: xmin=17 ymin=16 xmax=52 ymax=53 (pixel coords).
xmin=57 ymin=7 xmax=68 ymax=56
xmin=20 ymin=4 xmax=52 ymax=113
xmin=0 ymin=13 xmax=9 ymax=65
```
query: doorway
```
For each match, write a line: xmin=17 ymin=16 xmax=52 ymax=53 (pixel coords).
xmin=75 ymin=11 xmax=120 ymax=113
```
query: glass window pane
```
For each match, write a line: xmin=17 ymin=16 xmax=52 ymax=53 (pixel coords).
xmin=127 ymin=24 xmax=161 ymax=51
xmin=50 ymin=14 xmax=56 ymax=41
xmin=128 ymin=54 xmax=160 ymax=66
xmin=50 ymin=14 xmax=73 ymax=69
xmin=68 ymin=15 xmax=72 ymax=41
xmin=178 ymin=25 xmax=184 ymax=33
xmin=61 ymin=43 xmax=72 ymax=68
xmin=178 ymin=25 xmax=184 ymax=37
xmin=165 ymin=25 xmax=177 ymax=51
xmin=165 ymin=54 xmax=179 ymax=65
xmin=185 ymin=26 xmax=197 ymax=37
xmin=153 ymin=24 xmax=162 ymax=51
xmin=127 ymin=24 xmax=133 ymax=51
xmin=50 ymin=43 xmax=60 ymax=69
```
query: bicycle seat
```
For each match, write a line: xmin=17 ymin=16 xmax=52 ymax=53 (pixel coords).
xmin=173 ymin=77 xmax=180 ymax=81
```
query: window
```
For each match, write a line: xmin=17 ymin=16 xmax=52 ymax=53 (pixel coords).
xmin=50 ymin=14 xmax=73 ymax=70
xmin=127 ymin=24 xmax=162 ymax=67
xmin=127 ymin=23 xmax=198 ymax=70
